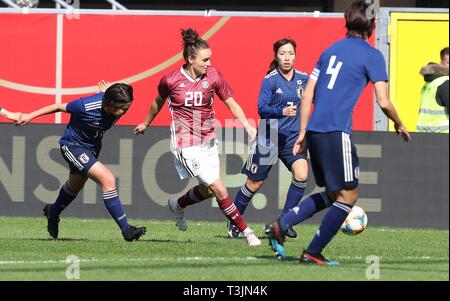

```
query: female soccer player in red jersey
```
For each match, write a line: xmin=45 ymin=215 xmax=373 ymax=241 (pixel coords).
xmin=135 ymin=28 xmax=261 ymax=246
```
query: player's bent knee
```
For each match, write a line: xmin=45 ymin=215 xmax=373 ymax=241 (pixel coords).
xmin=101 ymin=175 xmax=116 ymax=191
xmin=209 ymin=185 xmax=228 ymax=200
xmin=92 ymin=171 xmax=116 ymax=191
xmin=335 ymin=188 xmax=359 ymax=206
xmin=291 ymin=160 xmax=308 ymax=182
xmin=67 ymin=174 xmax=88 ymax=193
xmin=199 ymin=184 xmax=214 ymax=199
xmin=215 ymin=189 xmax=228 ymax=200
xmin=246 ymin=179 xmax=264 ymax=192
xmin=293 ymin=174 xmax=308 ymax=182
xmin=68 ymin=183 xmax=85 ymax=193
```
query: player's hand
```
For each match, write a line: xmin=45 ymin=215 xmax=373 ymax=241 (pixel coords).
xmin=283 ymin=105 xmax=297 ymax=117
xmin=15 ymin=113 xmax=32 ymax=126
xmin=293 ymin=131 xmax=306 ymax=155
xmin=97 ymin=80 xmax=111 ymax=92
xmin=133 ymin=123 xmax=148 ymax=135
xmin=394 ymin=123 xmax=411 ymax=142
xmin=245 ymin=125 xmax=257 ymax=141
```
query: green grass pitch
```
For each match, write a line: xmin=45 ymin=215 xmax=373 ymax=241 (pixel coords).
xmin=0 ymin=216 xmax=448 ymax=281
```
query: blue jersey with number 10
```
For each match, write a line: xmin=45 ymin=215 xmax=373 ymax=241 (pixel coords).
xmin=307 ymin=36 xmax=388 ymax=134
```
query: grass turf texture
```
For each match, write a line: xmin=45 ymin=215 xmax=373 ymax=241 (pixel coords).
xmin=0 ymin=216 xmax=448 ymax=281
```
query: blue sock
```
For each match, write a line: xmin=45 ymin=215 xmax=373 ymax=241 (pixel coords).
xmin=279 ymin=192 xmax=332 ymax=232
xmin=103 ymin=189 xmax=129 ymax=233
xmin=280 ymin=179 xmax=307 ymax=217
xmin=234 ymin=185 xmax=255 ymax=215
xmin=306 ymin=201 xmax=353 ymax=255
xmin=50 ymin=182 xmax=78 ymax=217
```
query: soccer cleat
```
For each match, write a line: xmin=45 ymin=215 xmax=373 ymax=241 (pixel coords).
xmin=299 ymin=250 xmax=340 ymax=266
xmin=244 ymin=230 xmax=261 ymax=246
xmin=122 ymin=225 xmax=147 ymax=242
xmin=168 ymin=199 xmax=188 ymax=231
xmin=286 ymin=226 xmax=298 ymax=239
xmin=227 ymin=221 xmax=241 ymax=239
xmin=43 ymin=204 xmax=60 ymax=239
xmin=264 ymin=220 xmax=286 ymax=259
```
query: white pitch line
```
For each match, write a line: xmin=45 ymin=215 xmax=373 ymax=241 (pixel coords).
xmin=1 ymin=256 xmax=446 ymax=266
xmin=0 ymin=258 xmax=98 ymax=265
xmin=0 ymin=256 xmax=259 ymax=266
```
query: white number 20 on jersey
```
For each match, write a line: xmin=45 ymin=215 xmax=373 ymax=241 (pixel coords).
xmin=185 ymin=91 xmax=203 ymax=107
xmin=326 ymin=55 xmax=343 ymax=90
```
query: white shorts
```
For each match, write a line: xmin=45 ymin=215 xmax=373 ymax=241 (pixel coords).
xmin=172 ymin=139 xmax=220 ymax=187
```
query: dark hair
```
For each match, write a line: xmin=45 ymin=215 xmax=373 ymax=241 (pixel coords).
xmin=181 ymin=28 xmax=210 ymax=63
xmin=345 ymin=0 xmax=375 ymax=39
xmin=103 ymin=83 xmax=133 ymax=107
xmin=441 ymin=47 xmax=449 ymax=59
xmin=267 ymin=38 xmax=297 ymax=74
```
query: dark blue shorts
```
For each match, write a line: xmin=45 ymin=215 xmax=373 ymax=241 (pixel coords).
xmin=306 ymin=131 xmax=359 ymax=192
xmin=60 ymin=144 xmax=99 ymax=176
xmin=241 ymin=135 xmax=307 ymax=181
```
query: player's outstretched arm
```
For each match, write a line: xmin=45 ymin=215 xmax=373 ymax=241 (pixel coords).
xmin=0 ymin=108 xmax=22 ymax=122
xmin=16 ymin=103 xmax=68 ymax=126
xmin=374 ymin=81 xmax=411 ymax=142
xmin=134 ymin=95 xmax=166 ymax=135
xmin=224 ymin=97 xmax=257 ymax=141
xmin=293 ymin=78 xmax=316 ymax=155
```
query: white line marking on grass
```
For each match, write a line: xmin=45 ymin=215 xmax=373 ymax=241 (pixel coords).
xmin=0 ymin=256 xmax=259 ymax=266
xmin=405 ymin=256 xmax=448 ymax=260
xmin=335 ymin=256 xmax=448 ymax=261
xmin=337 ymin=256 xmax=365 ymax=260
xmin=376 ymin=228 xmax=449 ymax=234
xmin=0 ymin=258 xmax=98 ymax=265
xmin=2 ymin=255 xmax=446 ymax=267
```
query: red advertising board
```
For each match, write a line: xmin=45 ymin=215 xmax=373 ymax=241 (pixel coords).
xmin=0 ymin=13 xmax=375 ymax=130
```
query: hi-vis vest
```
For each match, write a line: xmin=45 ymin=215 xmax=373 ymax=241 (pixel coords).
xmin=416 ymin=76 xmax=449 ymax=133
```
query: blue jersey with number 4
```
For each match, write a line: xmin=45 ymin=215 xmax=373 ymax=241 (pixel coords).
xmin=59 ymin=93 xmax=118 ymax=155
xmin=307 ymin=36 xmax=388 ymax=134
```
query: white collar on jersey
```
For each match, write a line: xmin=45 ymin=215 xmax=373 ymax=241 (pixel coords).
xmin=180 ymin=66 xmax=203 ymax=82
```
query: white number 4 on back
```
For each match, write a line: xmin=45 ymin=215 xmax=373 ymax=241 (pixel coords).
xmin=326 ymin=55 xmax=343 ymax=90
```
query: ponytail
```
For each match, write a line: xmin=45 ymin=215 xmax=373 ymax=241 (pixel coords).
xmin=267 ymin=59 xmax=279 ymax=74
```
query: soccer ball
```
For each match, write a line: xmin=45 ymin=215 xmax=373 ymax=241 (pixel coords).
xmin=340 ymin=206 xmax=368 ymax=235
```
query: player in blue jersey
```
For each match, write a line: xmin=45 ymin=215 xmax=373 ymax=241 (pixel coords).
xmin=227 ymin=38 xmax=309 ymax=240
xmin=16 ymin=81 xmax=146 ymax=241
xmin=0 ymin=107 xmax=21 ymax=121
xmin=265 ymin=0 xmax=411 ymax=264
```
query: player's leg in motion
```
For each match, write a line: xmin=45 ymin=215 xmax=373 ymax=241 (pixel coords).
xmin=229 ymin=178 xmax=263 ymax=238
xmin=234 ymin=179 xmax=262 ymax=218
xmin=209 ymin=179 xmax=261 ymax=246
xmin=231 ymin=141 xmax=272 ymax=239
xmin=298 ymin=132 xmax=360 ymax=265
xmin=88 ymin=162 xmax=146 ymax=241
xmin=168 ymin=185 xmax=210 ymax=231
xmin=43 ymin=173 xmax=87 ymax=239
xmin=299 ymin=189 xmax=357 ymax=266
xmin=278 ymin=159 xmax=309 ymax=238
xmin=278 ymin=192 xmax=332 ymax=234
xmin=281 ymin=160 xmax=308 ymax=217
xmin=276 ymin=159 xmax=330 ymax=238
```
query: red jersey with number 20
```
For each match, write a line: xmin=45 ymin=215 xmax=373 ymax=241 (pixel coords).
xmin=158 ymin=66 xmax=233 ymax=149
